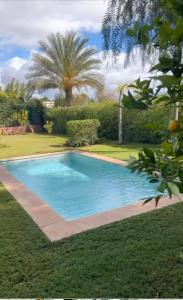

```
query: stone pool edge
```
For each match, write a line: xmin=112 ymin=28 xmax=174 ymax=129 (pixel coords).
xmin=0 ymin=151 xmax=182 ymax=242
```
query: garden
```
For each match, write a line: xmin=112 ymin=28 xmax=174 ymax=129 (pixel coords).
xmin=0 ymin=0 xmax=183 ymax=297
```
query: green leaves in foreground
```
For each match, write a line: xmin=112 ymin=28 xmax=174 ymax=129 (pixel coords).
xmin=129 ymin=137 xmax=183 ymax=205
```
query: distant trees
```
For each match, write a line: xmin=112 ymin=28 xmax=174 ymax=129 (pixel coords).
xmin=0 ymin=78 xmax=33 ymax=103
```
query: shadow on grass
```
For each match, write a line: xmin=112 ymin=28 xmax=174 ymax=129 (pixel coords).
xmin=49 ymin=144 xmax=66 ymax=148
xmin=34 ymin=133 xmax=68 ymax=138
xmin=0 ymin=144 xmax=10 ymax=149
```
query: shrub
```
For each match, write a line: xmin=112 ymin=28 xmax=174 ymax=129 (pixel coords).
xmin=43 ymin=121 xmax=53 ymax=134
xmin=26 ymin=99 xmax=45 ymax=126
xmin=46 ymin=100 xmax=118 ymax=139
xmin=13 ymin=110 xmax=29 ymax=126
xmin=67 ymin=119 xmax=100 ymax=146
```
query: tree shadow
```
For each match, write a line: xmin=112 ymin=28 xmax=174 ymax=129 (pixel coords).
xmin=0 ymin=144 xmax=10 ymax=149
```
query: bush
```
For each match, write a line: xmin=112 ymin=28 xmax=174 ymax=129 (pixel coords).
xmin=43 ymin=121 xmax=53 ymax=134
xmin=13 ymin=110 xmax=29 ymax=126
xmin=67 ymin=119 xmax=100 ymax=146
xmin=46 ymin=100 xmax=118 ymax=139
xmin=45 ymin=100 xmax=170 ymax=144
xmin=26 ymin=99 xmax=45 ymax=126
xmin=0 ymin=99 xmax=45 ymax=128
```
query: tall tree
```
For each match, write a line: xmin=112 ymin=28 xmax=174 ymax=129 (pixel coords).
xmin=102 ymin=0 xmax=158 ymax=57
xmin=27 ymin=32 xmax=103 ymax=106
xmin=5 ymin=78 xmax=33 ymax=102
xmin=102 ymin=0 xmax=182 ymax=63
xmin=114 ymin=0 xmax=183 ymax=202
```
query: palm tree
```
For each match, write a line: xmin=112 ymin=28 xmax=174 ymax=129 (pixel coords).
xmin=27 ymin=32 xmax=103 ymax=106
xmin=118 ymin=81 xmax=136 ymax=144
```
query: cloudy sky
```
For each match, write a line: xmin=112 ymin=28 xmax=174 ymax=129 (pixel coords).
xmin=0 ymin=0 xmax=150 ymax=98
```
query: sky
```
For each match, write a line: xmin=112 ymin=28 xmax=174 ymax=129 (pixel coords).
xmin=0 ymin=0 xmax=151 ymax=98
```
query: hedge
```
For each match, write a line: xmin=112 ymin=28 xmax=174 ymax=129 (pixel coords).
xmin=45 ymin=100 xmax=170 ymax=144
xmin=46 ymin=101 xmax=118 ymax=139
xmin=67 ymin=119 xmax=100 ymax=146
xmin=0 ymin=100 xmax=45 ymax=128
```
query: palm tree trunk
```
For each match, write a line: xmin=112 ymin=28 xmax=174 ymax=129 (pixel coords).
xmin=118 ymin=91 xmax=123 ymax=144
xmin=174 ymin=102 xmax=179 ymax=121
xmin=64 ymin=88 xmax=73 ymax=106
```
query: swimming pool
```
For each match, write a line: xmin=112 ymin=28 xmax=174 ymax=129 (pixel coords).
xmin=2 ymin=152 xmax=157 ymax=220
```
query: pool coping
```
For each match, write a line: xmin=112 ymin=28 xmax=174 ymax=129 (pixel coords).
xmin=0 ymin=150 xmax=182 ymax=241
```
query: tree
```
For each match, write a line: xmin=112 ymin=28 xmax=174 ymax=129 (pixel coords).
xmin=27 ymin=31 xmax=103 ymax=106
xmin=102 ymin=0 xmax=183 ymax=63
xmin=102 ymin=0 xmax=158 ymax=58
xmin=4 ymin=78 xmax=33 ymax=103
xmin=118 ymin=81 xmax=136 ymax=144
xmin=95 ymin=83 xmax=116 ymax=102
xmin=119 ymin=0 xmax=183 ymax=203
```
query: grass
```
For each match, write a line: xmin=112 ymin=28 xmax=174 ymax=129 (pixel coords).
xmin=0 ymin=183 xmax=183 ymax=297
xmin=0 ymin=134 xmax=68 ymax=159
xmin=80 ymin=139 xmax=157 ymax=160
xmin=0 ymin=133 xmax=156 ymax=160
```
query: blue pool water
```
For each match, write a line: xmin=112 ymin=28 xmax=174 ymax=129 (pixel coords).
xmin=2 ymin=153 xmax=157 ymax=220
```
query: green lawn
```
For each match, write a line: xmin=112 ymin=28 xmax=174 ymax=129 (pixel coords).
xmin=0 ymin=183 xmax=183 ymax=297
xmin=1 ymin=133 xmax=182 ymax=297
xmin=0 ymin=134 xmax=68 ymax=159
xmin=0 ymin=133 xmax=156 ymax=160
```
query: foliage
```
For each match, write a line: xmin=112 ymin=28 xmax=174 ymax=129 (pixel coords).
xmin=46 ymin=101 xmax=118 ymax=139
xmin=67 ymin=119 xmax=100 ymax=146
xmin=26 ymin=99 xmax=45 ymax=126
xmin=95 ymin=83 xmax=117 ymax=102
xmin=102 ymin=0 xmax=183 ymax=62
xmin=72 ymin=93 xmax=91 ymax=106
xmin=4 ymin=78 xmax=34 ymax=103
xmin=45 ymin=100 xmax=169 ymax=142
xmin=0 ymin=99 xmax=45 ymax=128
xmin=27 ymin=31 xmax=103 ymax=106
xmin=12 ymin=110 xmax=29 ymax=126
xmin=54 ymin=92 xmax=65 ymax=107
xmin=43 ymin=120 xmax=53 ymax=134
xmin=0 ymin=91 xmax=9 ymax=103
xmin=102 ymin=0 xmax=158 ymax=57
xmin=0 ymin=78 xmax=34 ymax=106
xmin=0 ymin=103 xmax=26 ymax=127
xmin=122 ymin=0 xmax=183 ymax=202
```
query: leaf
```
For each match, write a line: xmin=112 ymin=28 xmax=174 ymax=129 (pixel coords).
xmin=122 ymin=92 xmax=148 ymax=110
xmin=143 ymin=197 xmax=153 ymax=205
xmin=159 ymin=21 xmax=172 ymax=47
xmin=167 ymin=182 xmax=180 ymax=197
xmin=143 ymin=147 xmax=156 ymax=163
xmin=162 ymin=141 xmax=172 ymax=155
xmin=155 ymin=195 xmax=161 ymax=207
xmin=149 ymin=178 xmax=159 ymax=183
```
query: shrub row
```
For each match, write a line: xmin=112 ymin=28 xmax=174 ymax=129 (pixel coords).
xmin=0 ymin=99 xmax=45 ymax=128
xmin=46 ymin=100 xmax=170 ymax=144
xmin=67 ymin=119 xmax=100 ymax=146
xmin=46 ymin=101 xmax=118 ymax=139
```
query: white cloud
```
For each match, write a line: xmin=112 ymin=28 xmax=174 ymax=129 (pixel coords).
xmin=0 ymin=0 xmax=107 ymax=48
xmin=99 ymin=49 xmax=151 ymax=94
xmin=8 ymin=56 xmax=27 ymax=70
